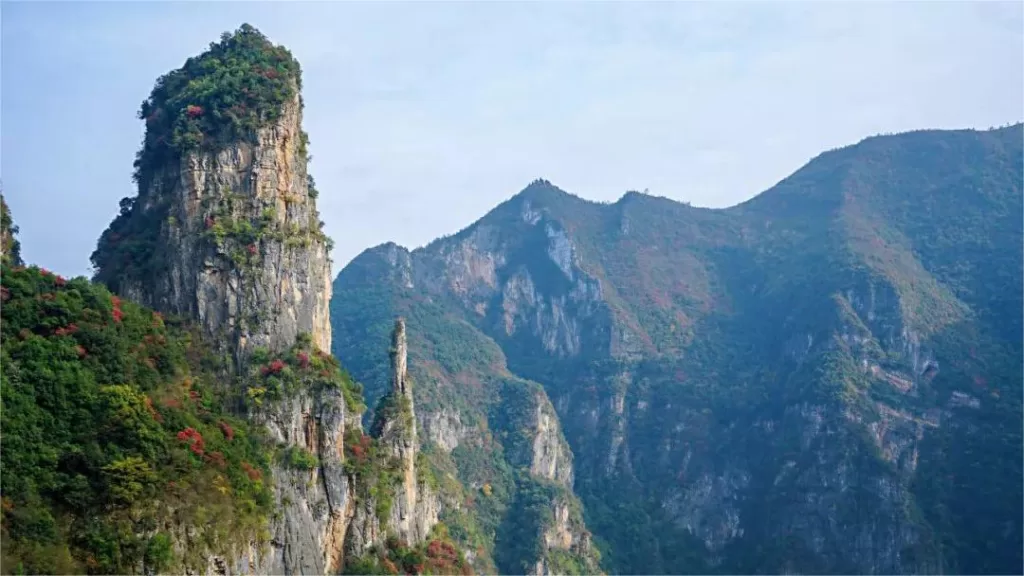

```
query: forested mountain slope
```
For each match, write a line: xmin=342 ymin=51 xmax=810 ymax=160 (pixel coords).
xmin=332 ymin=124 xmax=1023 ymax=575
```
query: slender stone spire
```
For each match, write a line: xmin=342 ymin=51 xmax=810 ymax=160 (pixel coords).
xmin=391 ymin=317 xmax=409 ymax=396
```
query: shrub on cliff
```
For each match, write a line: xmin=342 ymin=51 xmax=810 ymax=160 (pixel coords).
xmin=133 ymin=23 xmax=301 ymax=183
xmin=1 ymin=193 xmax=23 ymax=267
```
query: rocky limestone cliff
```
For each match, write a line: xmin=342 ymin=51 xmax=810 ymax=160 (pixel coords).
xmin=94 ymin=86 xmax=331 ymax=368
xmin=334 ymin=127 xmax=1023 ymax=575
xmin=90 ymin=26 xmax=442 ymax=576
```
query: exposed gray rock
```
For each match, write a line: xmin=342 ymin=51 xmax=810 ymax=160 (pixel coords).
xmin=117 ymin=90 xmax=332 ymax=369
xmin=422 ymin=408 xmax=466 ymax=452
xmin=530 ymin=395 xmax=574 ymax=487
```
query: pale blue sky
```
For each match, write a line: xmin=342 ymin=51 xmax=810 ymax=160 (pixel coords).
xmin=2 ymin=1 xmax=1022 ymax=279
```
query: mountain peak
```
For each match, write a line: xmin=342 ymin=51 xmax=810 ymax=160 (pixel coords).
xmin=91 ymin=24 xmax=331 ymax=362
xmin=515 ymin=178 xmax=572 ymax=202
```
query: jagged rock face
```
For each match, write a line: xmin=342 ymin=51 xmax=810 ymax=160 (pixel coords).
xmin=254 ymin=387 xmax=352 ymax=575
xmin=102 ymin=91 xmax=331 ymax=367
xmin=529 ymin=394 xmax=574 ymax=487
xmin=179 ymin=385 xmax=357 ymax=576
xmin=186 ymin=319 xmax=443 ymax=576
xmin=333 ymin=249 xmax=603 ymax=574
xmin=421 ymin=408 xmax=466 ymax=453
xmin=334 ymin=127 xmax=1023 ymax=575
xmin=529 ymin=497 xmax=600 ymax=576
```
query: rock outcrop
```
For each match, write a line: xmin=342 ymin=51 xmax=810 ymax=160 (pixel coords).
xmin=90 ymin=25 xmax=438 ymax=576
xmin=516 ymin=389 xmax=601 ymax=576
xmin=93 ymin=85 xmax=331 ymax=369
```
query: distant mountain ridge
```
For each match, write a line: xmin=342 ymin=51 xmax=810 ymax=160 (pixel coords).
xmin=332 ymin=124 xmax=1023 ymax=574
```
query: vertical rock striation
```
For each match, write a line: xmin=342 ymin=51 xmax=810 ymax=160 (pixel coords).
xmin=93 ymin=87 xmax=331 ymax=368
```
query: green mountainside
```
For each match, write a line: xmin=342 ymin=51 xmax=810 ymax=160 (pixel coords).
xmin=0 ymin=254 xmax=274 ymax=574
xmin=333 ymin=125 xmax=1023 ymax=575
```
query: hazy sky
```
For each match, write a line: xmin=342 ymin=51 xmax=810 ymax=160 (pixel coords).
xmin=2 ymin=1 xmax=1022 ymax=279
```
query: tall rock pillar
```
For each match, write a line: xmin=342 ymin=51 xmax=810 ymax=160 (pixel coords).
xmin=370 ymin=318 xmax=438 ymax=544
xmin=388 ymin=317 xmax=420 ymax=542
xmin=90 ymin=25 xmax=344 ymax=575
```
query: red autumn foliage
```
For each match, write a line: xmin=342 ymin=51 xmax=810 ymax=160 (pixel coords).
xmin=54 ymin=275 xmax=67 ymax=287
xmin=423 ymin=540 xmax=464 ymax=574
xmin=188 ymin=390 xmax=201 ymax=402
xmin=247 ymin=243 xmax=258 ymax=255
xmin=426 ymin=541 xmax=443 ymax=557
xmin=241 ymin=461 xmax=262 ymax=481
xmin=426 ymin=540 xmax=458 ymax=561
xmin=382 ymin=559 xmax=399 ymax=575
xmin=54 ymin=323 xmax=79 ymax=336
xmin=219 ymin=421 xmax=235 ymax=441
xmin=186 ymin=104 xmax=204 ymax=118
xmin=39 ymin=268 xmax=51 ymax=277
xmin=177 ymin=427 xmax=205 ymax=455
xmin=261 ymin=359 xmax=286 ymax=376
xmin=297 ymin=351 xmax=310 ymax=369
xmin=111 ymin=295 xmax=124 ymax=323
xmin=161 ymin=397 xmax=182 ymax=409
xmin=204 ymin=451 xmax=227 ymax=469
xmin=348 ymin=434 xmax=372 ymax=462
xmin=76 ymin=345 xmax=88 ymax=358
